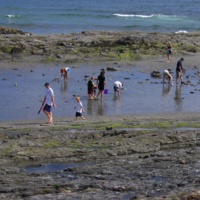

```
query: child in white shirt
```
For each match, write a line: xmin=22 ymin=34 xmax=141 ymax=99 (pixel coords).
xmin=74 ymin=96 xmax=85 ymax=120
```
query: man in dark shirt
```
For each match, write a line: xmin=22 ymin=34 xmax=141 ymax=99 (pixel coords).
xmin=176 ymin=58 xmax=184 ymax=84
xmin=96 ymin=71 xmax=107 ymax=100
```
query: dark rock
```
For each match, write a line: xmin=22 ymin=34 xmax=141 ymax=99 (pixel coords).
xmin=107 ymin=67 xmax=117 ymax=71
xmin=151 ymin=71 xmax=162 ymax=78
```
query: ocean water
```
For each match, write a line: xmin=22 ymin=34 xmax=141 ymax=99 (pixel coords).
xmin=0 ymin=0 xmax=200 ymax=34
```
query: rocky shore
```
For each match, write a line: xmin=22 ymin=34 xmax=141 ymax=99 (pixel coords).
xmin=0 ymin=113 xmax=200 ymax=200
xmin=0 ymin=26 xmax=200 ymax=65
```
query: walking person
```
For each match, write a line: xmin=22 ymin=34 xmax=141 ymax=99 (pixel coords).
xmin=40 ymin=82 xmax=56 ymax=124
xmin=113 ymin=81 xmax=123 ymax=95
xmin=167 ymin=41 xmax=172 ymax=62
xmin=74 ymin=96 xmax=85 ymax=120
xmin=176 ymin=58 xmax=185 ymax=84
xmin=96 ymin=71 xmax=107 ymax=100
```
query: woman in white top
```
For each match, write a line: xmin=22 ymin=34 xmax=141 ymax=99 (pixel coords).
xmin=113 ymin=81 xmax=123 ymax=95
xmin=163 ymin=69 xmax=173 ymax=85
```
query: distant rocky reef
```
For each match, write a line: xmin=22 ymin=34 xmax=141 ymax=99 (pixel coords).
xmin=0 ymin=26 xmax=200 ymax=63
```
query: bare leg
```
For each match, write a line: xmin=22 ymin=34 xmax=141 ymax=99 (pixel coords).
xmin=100 ymin=91 xmax=104 ymax=100
xmin=44 ymin=110 xmax=53 ymax=124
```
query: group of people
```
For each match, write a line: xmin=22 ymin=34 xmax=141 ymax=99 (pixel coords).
xmin=40 ymin=44 xmax=180 ymax=124
xmin=39 ymin=82 xmax=85 ymax=124
xmin=163 ymin=57 xmax=185 ymax=85
xmin=40 ymin=67 xmax=124 ymax=124
xmin=165 ymin=41 xmax=185 ymax=85
xmin=87 ymin=68 xmax=123 ymax=100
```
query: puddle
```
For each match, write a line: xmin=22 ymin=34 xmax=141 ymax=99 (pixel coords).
xmin=150 ymin=176 xmax=169 ymax=182
xmin=1 ymin=63 xmax=200 ymax=121
xmin=174 ymin=127 xmax=200 ymax=131
xmin=24 ymin=162 xmax=92 ymax=174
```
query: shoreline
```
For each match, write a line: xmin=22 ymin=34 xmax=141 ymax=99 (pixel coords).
xmin=1 ymin=111 xmax=200 ymax=127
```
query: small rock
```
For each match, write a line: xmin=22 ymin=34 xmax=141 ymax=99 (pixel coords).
xmin=107 ymin=67 xmax=117 ymax=71
xmin=151 ymin=71 xmax=162 ymax=78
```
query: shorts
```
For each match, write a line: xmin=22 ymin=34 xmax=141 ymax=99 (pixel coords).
xmin=176 ymin=71 xmax=182 ymax=78
xmin=43 ymin=104 xmax=52 ymax=112
xmin=88 ymin=90 xmax=93 ymax=95
xmin=114 ymin=86 xmax=119 ymax=92
xmin=98 ymin=85 xmax=104 ymax=91
xmin=76 ymin=112 xmax=82 ymax=117
xmin=167 ymin=49 xmax=172 ymax=55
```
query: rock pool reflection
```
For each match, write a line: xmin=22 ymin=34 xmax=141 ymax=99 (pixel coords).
xmin=162 ymin=84 xmax=172 ymax=97
xmin=174 ymin=85 xmax=183 ymax=112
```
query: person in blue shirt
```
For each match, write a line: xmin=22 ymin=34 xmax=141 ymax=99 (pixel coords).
xmin=176 ymin=58 xmax=184 ymax=84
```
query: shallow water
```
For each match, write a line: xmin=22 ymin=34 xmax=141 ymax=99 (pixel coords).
xmin=0 ymin=63 xmax=200 ymax=122
xmin=24 ymin=162 xmax=92 ymax=174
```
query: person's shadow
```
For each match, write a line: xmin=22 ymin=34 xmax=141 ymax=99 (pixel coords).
xmin=174 ymin=85 xmax=183 ymax=111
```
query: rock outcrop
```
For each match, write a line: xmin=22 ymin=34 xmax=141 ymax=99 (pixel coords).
xmin=1 ymin=27 xmax=200 ymax=63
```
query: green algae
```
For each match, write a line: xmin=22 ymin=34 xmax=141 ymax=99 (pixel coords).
xmin=43 ymin=141 xmax=61 ymax=148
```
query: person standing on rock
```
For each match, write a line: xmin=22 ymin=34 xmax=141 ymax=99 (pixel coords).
xmin=113 ymin=81 xmax=123 ymax=95
xmin=96 ymin=71 xmax=107 ymax=100
xmin=40 ymin=82 xmax=56 ymax=124
xmin=176 ymin=58 xmax=185 ymax=84
xmin=163 ymin=69 xmax=173 ymax=85
xmin=167 ymin=41 xmax=172 ymax=62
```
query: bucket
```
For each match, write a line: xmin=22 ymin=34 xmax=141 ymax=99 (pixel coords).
xmin=104 ymin=89 xmax=108 ymax=94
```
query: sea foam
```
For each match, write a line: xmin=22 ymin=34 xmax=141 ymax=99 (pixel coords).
xmin=113 ymin=14 xmax=154 ymax=18
xmin=175 ymin=30 xmax=188 ymax=34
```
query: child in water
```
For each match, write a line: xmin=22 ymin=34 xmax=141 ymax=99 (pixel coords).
xmin=74 ymin=96 xmax=85 ymax=120
xmin=87 ymin=76 xmax=97 ymax=99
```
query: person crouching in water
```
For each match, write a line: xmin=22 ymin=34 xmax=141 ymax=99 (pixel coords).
xmin=60 ymin=67 xmax=69 ymax=80
xmin=74 ymin=96 xmax=85 ymax=120
xmin=87 ymin=76 xmax=97 ymax=99
xmin=113 ymin=81 xmax=123 ymax=95
xmin=163 ymin=69 xmax=173 ymax=85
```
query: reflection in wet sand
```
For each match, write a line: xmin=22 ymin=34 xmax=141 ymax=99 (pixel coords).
xmin=162 ymin=84 xmax=172 ymax=97
xmin=174 ymin=85 xmax=183 ymax=111
xmin=60 ymin=80 xmax=68 ymax=92
xmin=87 ymin=100 xmax=97 ymax=116
xmin=98 ymin=101 xmax=104 ymax=115
xmin=86 ymin=100 xmax=104 ymax=116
